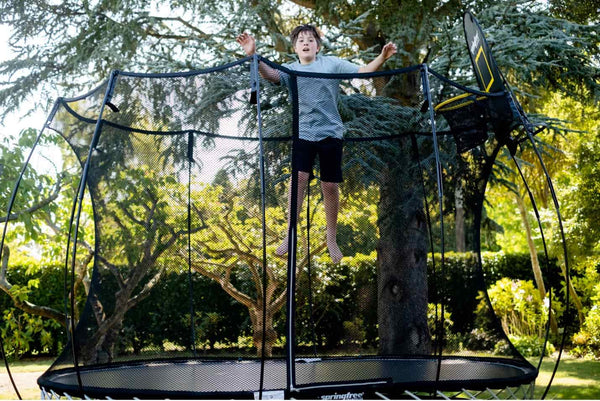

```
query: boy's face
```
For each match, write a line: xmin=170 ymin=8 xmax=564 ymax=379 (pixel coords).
xmin=293 ymin=30 xmax=320 ymax=64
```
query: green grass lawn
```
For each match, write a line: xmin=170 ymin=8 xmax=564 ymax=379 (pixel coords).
xmin=1 ymin=356 xmax=54 ymax=372
xmin=1 ymin=355 xmax=598 ymax=399
xmin=532 ymin=355 xmax=600 ymax=400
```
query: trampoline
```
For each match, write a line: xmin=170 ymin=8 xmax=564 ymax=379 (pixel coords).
xmin=1 ymin=12 xmax=569 ymax=400
xmin=38 ymin=357 xmax=537 ymax=399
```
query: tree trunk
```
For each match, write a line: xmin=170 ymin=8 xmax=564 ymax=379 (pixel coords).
xmin=250 ymin=306 xmax=277 ymax=357
xmin=377 ymin=161 xmax=431 ymax=355
xmin=79 ymin=289 xmax=130 ymax=364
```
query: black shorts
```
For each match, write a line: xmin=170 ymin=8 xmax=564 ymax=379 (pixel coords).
xmin=295 ymin=137 xmax=343 ymax=183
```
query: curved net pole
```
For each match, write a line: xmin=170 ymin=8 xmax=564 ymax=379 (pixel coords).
xmin=0 ymin=100 xmax=63 ymax=400
xmin=498 ymin=63 xmax=571 ymax=398
xmin=509 ymin=149 xmax=555 ymax=372
xmin=64 ymin=70 xmax=120 ymax=395
xmin=410 ymin=132 xmax=442 ymax=395
xmin=520 ymin=125 xmax=571 ymax=400
xmin=465 ymin=12 xmax=569 ymax=396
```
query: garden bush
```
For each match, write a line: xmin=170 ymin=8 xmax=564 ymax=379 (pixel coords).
xmin=484 ymin=278 xmax=550 ymax=337
xmin=0 ymin=264 xmax=67 ymax=359
xmin=507 ymin=335 xmax=555 ymax=357
xmin=571 ymin=282 xmax=600 ymax=359
xmin=429 ymin=251 xmax=561 ymax=335
xmin=0 ymin=251 xmax=577 ymax=358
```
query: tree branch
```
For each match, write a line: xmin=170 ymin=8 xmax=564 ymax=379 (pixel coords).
xmin=191 ymin=259 xmax=255 ymax=308
xmin=0 ymin=175 xmax=62 ymax=223
xmin=127 ymin=268 xmax=165 ymax=310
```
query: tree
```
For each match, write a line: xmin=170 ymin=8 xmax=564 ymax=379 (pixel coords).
xmin=549 ymin=0 xmax=600 ymax=23
xmin=187 ymin=177 xmax=325 ymax=356
xmin=0 ymin=129 xmax=93 ymax=329
xmin=539 ymin=93 xmax=600 ymax=259
xmin=2 ymin=0 xmax=599 ymax=357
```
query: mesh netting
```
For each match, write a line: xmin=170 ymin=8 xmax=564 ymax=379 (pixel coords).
xmin=2 ymin=55 xmax=559 ymax=399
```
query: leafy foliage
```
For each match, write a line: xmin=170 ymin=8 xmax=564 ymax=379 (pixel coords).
xmin=571 ymin=278 xmax=600 ymax=359
xmin=0 ymin=264 xmax=68 ymax=359
xmin=498 ymin=334 xmax=555 ymax=357
xmin=1 ymin=309 xmax=63 ymax=359
xmin=484 ymin=278 xmax=553 ymax=337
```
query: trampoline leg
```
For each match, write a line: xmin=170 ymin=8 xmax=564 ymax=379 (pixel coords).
xmin=504 ymin=387 xmax=518 ymax=399
xmin=403 ymin=390 xmax=421 ymax=400
xmin=485 ymin=387 xmax=501 ymax=400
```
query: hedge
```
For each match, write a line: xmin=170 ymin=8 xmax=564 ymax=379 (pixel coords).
xmin=0 ymin=251 xmax=562 ymax=358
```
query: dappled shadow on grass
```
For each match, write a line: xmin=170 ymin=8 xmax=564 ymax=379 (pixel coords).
xmin=532 ymin=357 xmax=600 ymax=400
xmin=541 ymin=384 xmax=600 ymax=400
xmin=545 ymin=358 xmax=600 ymax=376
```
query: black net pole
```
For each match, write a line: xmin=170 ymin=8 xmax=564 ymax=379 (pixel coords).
xmin=521 ymin=127 xmax=571 ymax=400
xmin=500 ymin=68 xmax=570 ymax=398
xmin=0 ymin=99 xmax=63 ymax=400
xmin=510 ymin=150 xmax=555 ymax=372
xmin=66 ymin=70 xmax=120 ymax=395
xmin=0 ymin=102 xmax=59 ymax=400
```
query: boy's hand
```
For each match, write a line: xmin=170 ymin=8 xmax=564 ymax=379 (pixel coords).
xmin=236 ymin=33 xmax=256 ymax=56
xmin=381 ymin=42 xmax=397 ymax=60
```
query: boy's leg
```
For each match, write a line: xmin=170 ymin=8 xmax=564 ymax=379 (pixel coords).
xmin=317 ymin=138 xmax=344 ymax=263
xmin=321 ymin=181 xmax=343 ymax=263
xmin=276 ymin=171 xmax=310 ymax=256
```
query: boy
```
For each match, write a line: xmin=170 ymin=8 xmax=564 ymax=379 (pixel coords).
xmin=237 ymin=25 xmax=396 ymax=263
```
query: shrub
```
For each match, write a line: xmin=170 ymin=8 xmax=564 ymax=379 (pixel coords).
xmin=570 ymin=282 xmax=600 ymax=359
xmin=464 ymin=328 xmax=499 ymax=351
xmin=482 ymin=278 xmax=554 ymax=338
xmin=429 ymin=252 xmax=561 ymax=335
xmin=0 ymin=264 xmax=68 ymax=359
xmin=427 ymin=303 xmax=453 ymax=347
xmin=0 ymin=251 xmax=576 ymax=358
xmin=507 ymin=335 xmax=555 ymax=357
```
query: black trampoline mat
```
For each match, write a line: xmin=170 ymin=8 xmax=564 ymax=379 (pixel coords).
xmin=38 ymin=356 xmax=537 ymax=398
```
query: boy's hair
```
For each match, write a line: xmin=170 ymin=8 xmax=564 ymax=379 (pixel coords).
xmin=290 ymin=24 xmax=322 ymax=48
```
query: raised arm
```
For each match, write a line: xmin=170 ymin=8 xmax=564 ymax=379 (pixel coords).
xmin=358 ymin=42 xmax=397 ymax=73
xmin=236 ymin=33 xmax=281 ymax=83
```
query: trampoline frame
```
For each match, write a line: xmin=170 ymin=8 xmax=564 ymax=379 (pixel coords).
xmin=37 ymin=355 xmax=537 ymax=399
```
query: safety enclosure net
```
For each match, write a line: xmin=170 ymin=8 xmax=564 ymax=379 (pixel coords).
xmin=2 ymin=47 xmax=565 ymax=399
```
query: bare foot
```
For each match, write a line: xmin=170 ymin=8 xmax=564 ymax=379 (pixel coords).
xmin=275 ymin=238 xmax=289 ymax=256
xmin=327 ymin=240 xmax=343 ymax=264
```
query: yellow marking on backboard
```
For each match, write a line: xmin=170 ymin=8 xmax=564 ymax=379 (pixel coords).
xmin=475 ymin=46 xmax=494 ymax=92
